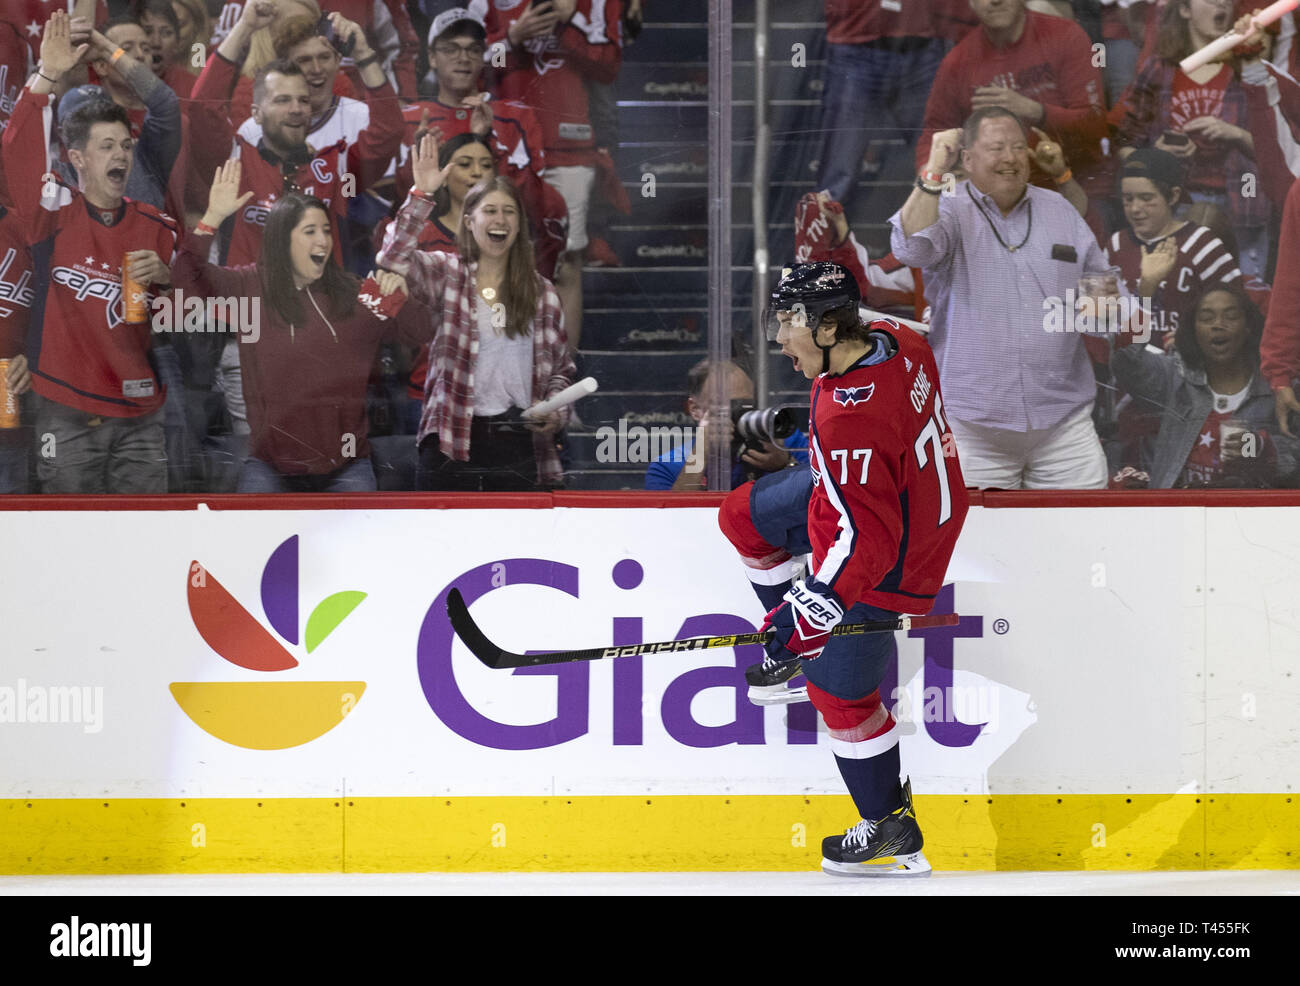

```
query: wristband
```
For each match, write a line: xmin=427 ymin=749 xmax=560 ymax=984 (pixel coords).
xmin=1052 ymin=168 xmax=1074 ymax=185
xmin=411 ymin=187 xmax=438 ymax=203
xmin=914 ymin=176 xmax=943 ymax=196
xmin=920 ymin=169 xmax=946 ymax=185
xmin=355 ymin=53 xmax=380 ymax=68
xmin=38 ymin=71 xmax=57 ymax=84
xmin=195 ymin=221 xmax=217 ymax=236
xmin=110 ymin=47 xmax=127 ymax=65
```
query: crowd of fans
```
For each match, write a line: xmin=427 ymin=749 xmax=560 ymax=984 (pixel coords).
xmin=791 ymin=0 xmax=1300 ymax=491
xmin=0 ymin=0 xmax=1296 ymax=494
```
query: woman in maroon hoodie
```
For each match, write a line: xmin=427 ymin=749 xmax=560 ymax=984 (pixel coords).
xmin=173 ymin=158 xmax=435 ymax=492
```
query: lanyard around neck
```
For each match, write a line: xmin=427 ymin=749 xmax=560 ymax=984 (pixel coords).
xmin=968 ymin=184 xmax=1033 ymax=253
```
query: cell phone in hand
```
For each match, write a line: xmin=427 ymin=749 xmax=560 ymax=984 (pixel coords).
xmin=317 ymin=14 xmax=357 ymax=58
xmin=1161 ymin=130 xmax=1191 ymax=147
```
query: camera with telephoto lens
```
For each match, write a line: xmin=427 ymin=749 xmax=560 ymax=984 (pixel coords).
xmin=731 ymin=402 xmax=797 ymax=454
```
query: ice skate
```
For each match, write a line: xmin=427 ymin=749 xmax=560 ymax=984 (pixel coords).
xmin=744 ymin=652 xmax=807 ymax=705
xmin=820 ymin=778 xmax=931 ymax=877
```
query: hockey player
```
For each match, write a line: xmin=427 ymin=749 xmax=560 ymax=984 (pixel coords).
xmin=718 ymin=262 xmax=968 ymax=876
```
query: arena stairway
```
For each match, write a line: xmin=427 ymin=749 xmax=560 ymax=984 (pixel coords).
xmin=567 ymin=0 xmax=914 ymax=489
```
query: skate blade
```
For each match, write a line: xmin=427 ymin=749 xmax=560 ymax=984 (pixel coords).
xmin=821 ymin=851 xmax=932 ymax=878
xmin=747 ymin=684 xmax=809 ymax=706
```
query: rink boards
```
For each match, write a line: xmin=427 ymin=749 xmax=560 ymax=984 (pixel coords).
xmin=0 ymin=492 xmax=1296 ymax=872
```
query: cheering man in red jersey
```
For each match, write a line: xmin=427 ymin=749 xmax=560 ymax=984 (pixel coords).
xmin=187 ymin=0 xmax=403 ymax=269
xmin=719 ymin=262 xmax=968 ymax=877
xmin=2 ymin=10 xmax=178 ymax=493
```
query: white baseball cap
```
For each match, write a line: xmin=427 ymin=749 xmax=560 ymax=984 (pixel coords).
xmin=429 ymin=7 xmax=487 ymax=46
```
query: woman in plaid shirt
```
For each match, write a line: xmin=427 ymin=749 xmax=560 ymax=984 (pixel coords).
xmin=378 ymin=134 xmax=575 ymax=491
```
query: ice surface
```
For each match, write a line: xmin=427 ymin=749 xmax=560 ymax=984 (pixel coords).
xmin=2 ymin=871 xmax=1296 ymax=896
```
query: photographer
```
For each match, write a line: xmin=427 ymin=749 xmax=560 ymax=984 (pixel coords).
xmin=645 ymin=359 xmax=809 ymax=492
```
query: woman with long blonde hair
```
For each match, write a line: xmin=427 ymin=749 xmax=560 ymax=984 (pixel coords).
xmin=378 ymin=134 xmax=576 ymax=491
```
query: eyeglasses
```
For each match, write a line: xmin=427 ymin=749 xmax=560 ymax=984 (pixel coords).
xmin=434 ymin=42 xmax=485 ymax=59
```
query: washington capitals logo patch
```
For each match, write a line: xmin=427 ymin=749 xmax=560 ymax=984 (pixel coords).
xmin=832 ymin=384 xmax=875 ymax=407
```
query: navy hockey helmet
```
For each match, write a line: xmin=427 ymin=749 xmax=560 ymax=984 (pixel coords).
xmin=765 ymin=262 xmax=860 ymax=343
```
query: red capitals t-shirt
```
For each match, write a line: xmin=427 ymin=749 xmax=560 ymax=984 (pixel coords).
xmin=1180 ymin=408 xmax=1236 ymax=486
xmin=484 ymin=0 xmax=623 ymax=168
xmin=916 ymin=11 xmax=1107 ymax=173
xmin=1168 ymin=66 xmax=1232 ymax=194
xmin=825 ymin=0 xmax=936 ymax=43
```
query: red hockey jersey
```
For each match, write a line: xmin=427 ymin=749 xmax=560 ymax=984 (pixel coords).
xmin=483 ymin=0 xmax=622 ymax=167
xmin=0 ymin=204 xmax=33 ymax=357
xmin=1105 ymin=223 xmax=1241 ymax=345
xmin=2 ymin=87 xmax=178 ymax=417
xmin=806 ymin=322 xmax=968 ymax=613
xmin=189 ymin=51 xmax=402 ymax=266
xmin=0 ymin=0 xmax=108 ymax=66
xmin=394 ymin=98 xmax=547 ymax=203
xmin=0 ymin=20 xmax=27 ymax=209
xmin=391 ymin=97 xmax=566 ymax=275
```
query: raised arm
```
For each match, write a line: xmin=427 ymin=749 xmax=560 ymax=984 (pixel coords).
xmin=370 ymin=0 xmax=421 ymax=103
xmin=333 ymin=14 xmax=404 ymax=192
xmin=3 ymin=12 xmax=85 ymax=223
xmin=88 ymin=27 xmax=183 ymax=186
xmin=899 ymin=129 xmax=961 ymax=243
xmin=188 ymin=0 xmax=277 ymax=185
xmin=1109 ymin=337 xmax=1178 ymax=406
xmin=171 ymin=158 xmax=256 ymax=299
xmin=376 ymin=133 xmax=456 ymax=308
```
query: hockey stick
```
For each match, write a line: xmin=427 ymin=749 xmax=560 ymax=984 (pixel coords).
xmin=446 ymin=588 xmax=959 ymax=669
